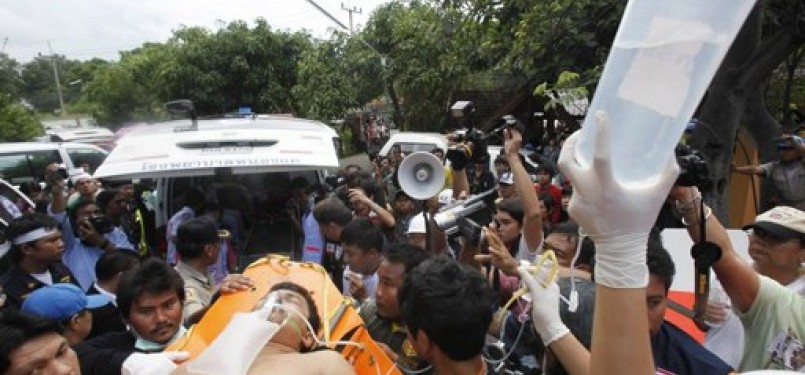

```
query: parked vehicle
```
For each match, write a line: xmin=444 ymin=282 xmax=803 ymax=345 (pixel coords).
xmin=0 ymin=142 xmax=108 ymax=186
xmin=93 ymin=114 xmax=340 ymax=265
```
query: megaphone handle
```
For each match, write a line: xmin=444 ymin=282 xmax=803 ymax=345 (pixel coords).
xmin=423 ymin=209 xmax=432 ymax=254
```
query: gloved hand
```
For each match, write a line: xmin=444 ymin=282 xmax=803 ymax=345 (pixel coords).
xmin=122 ymin=351 xmax=189 ymax=375
xmin=518 ymin=267 xmax=569 ymax=346
xmin=558 ymin=114 xmax=679 ymax=288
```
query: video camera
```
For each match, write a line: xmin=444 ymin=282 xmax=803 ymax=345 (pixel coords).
xmin=433 ymin=189 xmax=496 ymax=247
xmin=674 ymin=144 xmax=710 ymax=188
xmin=446 ymin=101 xmax=524 ymax=171
xmin=44 ymin=164 xmax=68 ymax=185
xmin=88 ymin=215 xmax=114 ymax=234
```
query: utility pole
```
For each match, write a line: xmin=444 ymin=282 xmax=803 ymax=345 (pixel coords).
xmin=47 ymin=41 xmax=67 ymax=116
xmin=340 ymin=2 xmax=362 ymax=34
xmin=1 ymin=37 xmax=7 ymax=53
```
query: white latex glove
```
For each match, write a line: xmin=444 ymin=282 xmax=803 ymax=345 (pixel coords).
xmin=518 ymin=267 xmax=569 ymax=346
xmin=122 ymin=351 xmax=189 ymax=375
xmin=558 ymin=114 xmax=679 ymax=288
xmin=186 ymin=299 xmax=281 ymax=375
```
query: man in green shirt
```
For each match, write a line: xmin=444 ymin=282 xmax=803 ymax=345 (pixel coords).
xmin=358 ymin=243 xmax=430 ymax=372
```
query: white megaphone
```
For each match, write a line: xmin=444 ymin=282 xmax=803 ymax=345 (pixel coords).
xmin=397 ymin=152 xmax=445 ymax=200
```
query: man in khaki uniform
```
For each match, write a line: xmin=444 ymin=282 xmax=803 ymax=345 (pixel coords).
xmin=175 ymin=217 xmax=252 ymax=325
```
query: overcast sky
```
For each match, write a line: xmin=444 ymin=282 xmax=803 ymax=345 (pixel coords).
xmin=0 ymin=0 xmax=387 ymax=63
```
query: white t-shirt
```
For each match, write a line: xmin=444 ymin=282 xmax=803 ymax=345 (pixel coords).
xmin=30 ymin=270 xmax=54 ymax=286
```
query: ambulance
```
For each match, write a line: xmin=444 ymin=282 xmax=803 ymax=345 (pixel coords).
xmin=93 ymin=113 xmax=340 ymax=263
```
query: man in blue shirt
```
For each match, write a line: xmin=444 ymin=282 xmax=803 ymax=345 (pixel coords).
xmin=646 ymin=232 xmax=733 ymax=375
xmin=49 ymin=178 xmax=135 ymax=291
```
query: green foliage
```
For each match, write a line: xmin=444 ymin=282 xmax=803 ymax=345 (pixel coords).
xmin=19 ymin=55 xmax=88 ymax=114
xmin=0 ymin=53 xmax=23 ymax=97
xmin=361 ymin=1 xmax=474 ymax=131
xmin=0 ymin=93 xmax=43 ymax=142
xmin=533 ymin=70 xmax=590 ymax=116
xmin=162 ymin=20 xmax=312 ymax=115
xmin=293 ymin=35 xmax=360 ymax=121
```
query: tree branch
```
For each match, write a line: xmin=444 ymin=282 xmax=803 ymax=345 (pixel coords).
xmin=736 ymin=18 xmax=799 ymax=90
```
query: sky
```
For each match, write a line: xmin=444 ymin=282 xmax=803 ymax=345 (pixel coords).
xmin=0 ymin=0 xmax=387 ymax=63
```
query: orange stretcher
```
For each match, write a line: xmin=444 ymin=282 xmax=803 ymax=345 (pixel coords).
xmin=168 ymin=255 xmax=400 ymax=375
xmin=666 ymin=291 xmax=705 ymax=343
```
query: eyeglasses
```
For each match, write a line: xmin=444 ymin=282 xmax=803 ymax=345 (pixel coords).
xmin=745 ymin=227 xmax=797 ymax=245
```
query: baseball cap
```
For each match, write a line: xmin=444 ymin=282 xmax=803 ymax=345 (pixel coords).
xmin=498 ymin=172 xmax=514 ymax=185
xmin=438 ymin=189 xmax=454 ymax=206
xmin=22 ymin=283 xmax=109 ymax=322
xmin=777 ymin=135 xmax=804 ymax=149
xmin=407 ymin=214 xmax=427 ymax=234
xmin=742 ymin=206 xmax=804 ymax=241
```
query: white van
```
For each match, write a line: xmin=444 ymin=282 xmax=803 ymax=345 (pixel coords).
xmin=93 ymin=115 xmax=340 ymax=264
xmin=0 ymin=142 xmax=109 ymax=186
xmin=377 ymin=132 xmax=448 ymax=158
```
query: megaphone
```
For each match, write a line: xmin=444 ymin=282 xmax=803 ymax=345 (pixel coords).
xmin=397 ymin=152 xmax=445 ymax=200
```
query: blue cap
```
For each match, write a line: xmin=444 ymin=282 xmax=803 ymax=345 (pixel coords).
xmin=777 ymin=135 xmax=804 ymax=149
xmin=685 ymin=119 xmax=698 ymax=133
xmin=22 ymin=284 xmax=110 ymax=321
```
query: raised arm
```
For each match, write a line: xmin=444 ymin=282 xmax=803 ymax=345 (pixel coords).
xmin=505 ymin=128 xmax=543 ymax=252
xmin=670 ymin=187 xmax=759 ymax=313
xmin=557 ymin=120 xmax=678 ymax=375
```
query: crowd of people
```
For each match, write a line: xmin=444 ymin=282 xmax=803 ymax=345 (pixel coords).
xmin=0 ymin=119 xmax=803 ymax=375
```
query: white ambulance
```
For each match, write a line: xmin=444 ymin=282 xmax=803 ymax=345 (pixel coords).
xmin=93 ymin=114 xmax=340 ymax=263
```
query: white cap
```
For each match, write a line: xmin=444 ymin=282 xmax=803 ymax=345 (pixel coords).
xmin=70 ymin=173 xmax=93 ymax=185
xmin=438 ymin=189 xmax=454 ymax=206
xmin=407 ymin=214 xmax=427 ymax=234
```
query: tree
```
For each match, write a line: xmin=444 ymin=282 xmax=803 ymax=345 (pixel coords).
xmin=0 ymin=93 xmax=42 ymax=142
xmin=84 ymin=42 xmax=174 ymax=126
xmin=690 ymin=0 xmax=805 ymax=218
xmin=361 ymin=1 xmax=475 ymax=130
xmin=20 ymin=54 xmax=81 ymax=114
xmin=293 ymin=34 xmax=361 ymax=121
xmin=0 ymin=53 xmax=23 ymax=98
xmin=162 ymin=20 xmax=312 ymax=115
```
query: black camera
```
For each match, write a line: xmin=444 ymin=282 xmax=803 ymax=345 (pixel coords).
xmin=45 ymin=164 xmax=68 ymax=185
xmin=88 ymin=215 xmax=114 ymax=234
xmin=675 ymin=144 xmax=710 ymax=188
xmin=446 ymin=101 xmax=495 ymax=171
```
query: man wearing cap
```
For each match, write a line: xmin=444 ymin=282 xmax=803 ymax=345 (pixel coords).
xmin=21 ymin=283 xmax=109 ymax=345
xmin=0 ymin=213 xmax=78 ymax=310
xmin=672 ymin=187 xmax=805 ymax=371
xmin=497 ymin=172 xmax=517 ymax=200
xmin=704 ymin=204 xmax=805 ymax=368
xmin=66 ymin=172 xmax=98 ymax=210
xmin=174 ymin=217 xmax=253 ymax=325
xmin=732 ymin=134 xmax=804 ymax=211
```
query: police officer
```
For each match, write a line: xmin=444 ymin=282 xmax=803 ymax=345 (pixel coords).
xmin=174 ymin=217 xmax=252 ymax=325
xmin=0 ymin=212 xmax=78 ymax=309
